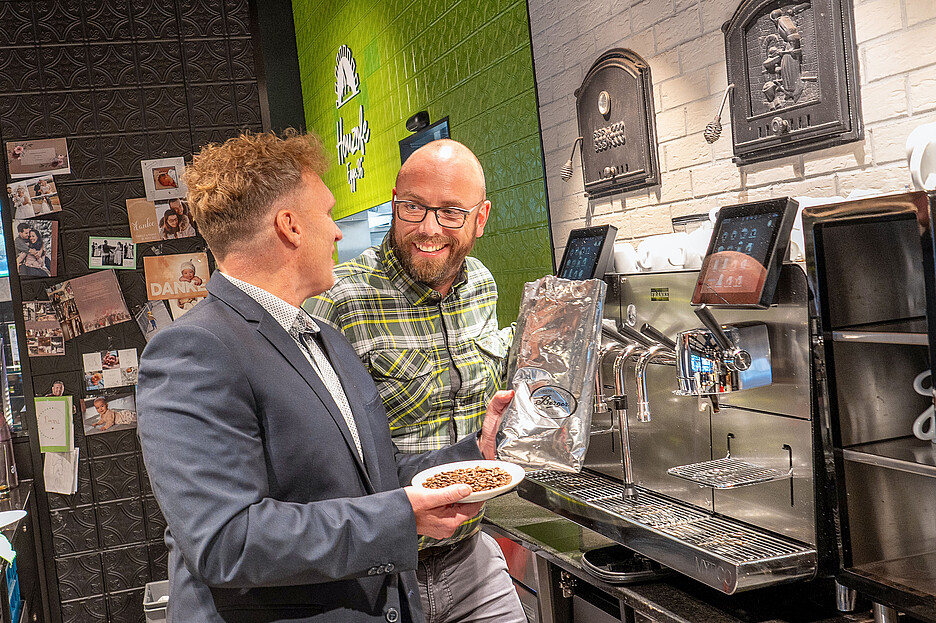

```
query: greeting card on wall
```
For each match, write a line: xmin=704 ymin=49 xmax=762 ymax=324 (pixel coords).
xmin=135 ymin=300 xmax=172 ymax=342
xmin=81 ymin=390 xmax=137 ymax=435
xmin=13 ymin=219 xmax=58 ymax=278
xmin=22 ymin=301 xmax=64 ymax=357
xmin=6 ymin=137 xmax=70 ymax=179
xmin=141 ymin=157 xmax=187 ymax=202
xmin=168 ymin=295 xmax=204 ymax=318
xmin=35 ymin=396 xmax=73 ymax=452
xmin=144 ymin=252 xmax=209 ymax=303
xmin=126 ymin=197 xmax=160 ymax=242
xmin=8 ymin=175 xmax=61 ymax=218
xmin=46 ymin=270 xmax=132 ymax=340
xmin=43 ymin=448 xmax=79 ymax=495
xmin=82 ymin=348 xmax=138 ymax=390
xmin=89 ymin=236 xmax=135 ymax=270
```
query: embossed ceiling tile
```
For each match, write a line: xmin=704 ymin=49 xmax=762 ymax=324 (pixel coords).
xmin=66 ymin=135 xmax=103 ymax=180
xmin=55 ymin=552 xmax=105 ymax=602
xmin=51 ymin=506 xmax=100 ymax=556
xmin=39 ymin=44 xmax=91 ymax=90
xmin=94 ymin=88 xmax=145 ymax=133
xmin=141 ymin=86 xmax=190 ymax=130
xmin=234 ymin=82 xmax=262 ymax=127
xmin=224 ymin=0 xmax=251 ymax=36
xmin=191 ymin=128 xmax=239 ymax=152
xmin=91 ymin=453 xmax=142 ymax=503
xmin=0 ymin=47 xmax=40 ymax=93
xmin=88 ymin=43 xmax=138 ymax=88
xmin=179 ymin=0 xmax=226 ymax=38
xmin=107 ymin=588 xmax=147 ymax=623
xmin=187 ymin=83 xmax=237 ymax=127
xmin=0 ymin=2 xmax=36 ymax=46
xmin=34 ymin=0 xmax=85 ymax=44
xmin=61 ymin=229 xmax=94 ymax=277
xmin=47 ymin=91 xmax=96 ymax=136
xmin=137 ymin=41 xmax=184 ymax=85
xmin=103 ymin=545 xmax=150 ymax=594
xmin=182 ymin=39 xmax=230 ymax=83
xmin=129 ymin=0 xmax=179 ymax=39
xmin=144 ymin=130 xmax=192 ymax=160
xmin=100 ymin=133 xmax=147 ymax=178
xmin=60 ymin=596 xmax=108 ymax=623
xmin=98 ymin=499 xmax=146 ymax=549
xmin=229 ymin=38 xmax=257 ymax=81
xmin=83 ymin=0 xmax=134 ymax=41
xmin=57 ymin=182 xmax=108 ymax=229
xmin=105 ymin=179 xmax=146 ymax=225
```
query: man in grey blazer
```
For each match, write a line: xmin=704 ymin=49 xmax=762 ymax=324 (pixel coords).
xmin=136 ymin=129 xmax=513 ymax=623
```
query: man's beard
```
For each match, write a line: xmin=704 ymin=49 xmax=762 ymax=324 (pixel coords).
xmin=390 ymin=222 xmax=476 ymax=289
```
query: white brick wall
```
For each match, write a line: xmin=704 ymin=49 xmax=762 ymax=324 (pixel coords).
xmin=529 ymin=0 xmax=936 ymax=263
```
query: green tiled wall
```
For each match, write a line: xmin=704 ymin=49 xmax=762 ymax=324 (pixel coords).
xmin=292 ymin=0 xmax=552 ymax=325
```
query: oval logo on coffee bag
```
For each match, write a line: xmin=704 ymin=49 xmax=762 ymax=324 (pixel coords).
xmin=530 ymin=386 xmax=577 ymax=417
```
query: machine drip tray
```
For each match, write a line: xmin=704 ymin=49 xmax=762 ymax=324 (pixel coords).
xmin=581 ymin=545 xmax=670 ymax=584
xmin=519 ymin=470 xmax=817 ymax=594
xmin=667 ymin=456 xmax=792 ymax=489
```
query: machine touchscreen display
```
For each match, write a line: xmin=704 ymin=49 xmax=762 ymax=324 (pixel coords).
xmin=557 ymin=225 xmax=617 ymax=280
xmin=691 ymin=199 xmax=797 ymax=307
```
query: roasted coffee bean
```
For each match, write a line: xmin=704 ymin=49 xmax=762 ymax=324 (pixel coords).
xmin=423 ymin=467 xmax=512 ymax=492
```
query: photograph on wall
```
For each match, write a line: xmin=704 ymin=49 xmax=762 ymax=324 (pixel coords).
xmin=157 ymin=198 xmax=196 ymax=240
xmin=13 ymin=219 xmax=58 ymax=278
xmin=144 ymin=252 xmax=209 ymax=306
xmin=126 ymin=197 xmax=161 ymax=243
xmin=36 ymin=396 xmax=73 ymax=453
xmin=81 ymin=390 xmax=137 ymax=435
xmin=82 ymin=348 xmax=138 ymax=391
xmin=22 ymin=301 xmax=64 ymax=357
xmin=46 ymin=270 xmax=132 ymax=340
xmin=135 ymin=300 xmax=172 ymax=342
xmin=141 ymin=157 xmax=187 ymax=202
xmin=89 ymin=236 xmax=135 ymax=270
xmin=6 ymin=137 xmax=70 ymax=179
xmin=8 ymin=175 xmax=61 ymax=218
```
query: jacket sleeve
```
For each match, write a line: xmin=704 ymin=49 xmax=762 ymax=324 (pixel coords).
xmin=137 ymin=323 xmax=418 ymax=589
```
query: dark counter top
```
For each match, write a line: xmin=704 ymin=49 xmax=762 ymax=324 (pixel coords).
xmin=484 ymin=492 xmax=874 ymax=623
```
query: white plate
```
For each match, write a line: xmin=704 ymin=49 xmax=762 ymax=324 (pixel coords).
xmin=0 ymin=510 xmax=26 ymax=529
xmin=412 ymin=460 xmax=525 ymax=503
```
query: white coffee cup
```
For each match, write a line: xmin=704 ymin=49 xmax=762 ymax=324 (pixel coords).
xmin=912 ymin=369 xmax=936 ymax=443
xmin=613 ymin=242 xmax=639 ymax=274
xmin=637 ymin=233 xmax=688 ymax=272
xmin=906 ymin=122 xmax=936 ymax=191
xmin=684 ymin=225 xmax=713 ymax=269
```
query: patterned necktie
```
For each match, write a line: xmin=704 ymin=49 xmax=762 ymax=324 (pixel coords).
xmin=292 ymin=321 xmax=364 ymax=462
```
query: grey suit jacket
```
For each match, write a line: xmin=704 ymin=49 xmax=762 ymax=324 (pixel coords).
xmin=137 ymin=273 xmax=484 ymax=622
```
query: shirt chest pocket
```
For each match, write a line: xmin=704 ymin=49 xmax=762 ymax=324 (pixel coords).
xmin=367 ymin=348 xmax=434 ymax=380
xmin=473 ymin=335 xmax=508 ymax=389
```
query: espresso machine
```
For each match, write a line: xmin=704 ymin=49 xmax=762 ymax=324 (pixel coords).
xmin=519 ymin=198 xmax=840 ymax=596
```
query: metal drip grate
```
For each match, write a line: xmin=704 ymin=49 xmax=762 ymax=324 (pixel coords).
xmin=666 ymin=457 xmax=792 ymax=489
xmin=660 ymin=517 xmax=807 ymax=562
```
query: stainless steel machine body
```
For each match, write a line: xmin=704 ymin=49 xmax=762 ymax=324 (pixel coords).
xmin=518 ymin=265 xmax=823 ymax=594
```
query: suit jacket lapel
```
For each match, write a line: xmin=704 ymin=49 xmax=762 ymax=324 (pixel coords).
xmin=316 ymin=329 xmax=382 ymax=478
xmin=208 ymin=275 xmax=374 ymax=491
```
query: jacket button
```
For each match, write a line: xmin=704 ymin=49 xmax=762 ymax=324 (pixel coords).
xmin=368 ymin=567 xmax=377 ymax=576
xmin=386 ymin=608 xmax=399 ymax=622
xmin=385 ymin=562 xmax=394 ymax=572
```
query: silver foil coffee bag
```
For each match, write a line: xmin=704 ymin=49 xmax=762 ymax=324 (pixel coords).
xmin=496 ymin=276 xmax=606 ymax=472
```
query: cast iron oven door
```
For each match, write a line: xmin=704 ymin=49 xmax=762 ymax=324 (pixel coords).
xmin=575 ymin=49 xmax=660 ymax=198
xmin=723 ymin=0 xmax=862 ymax=164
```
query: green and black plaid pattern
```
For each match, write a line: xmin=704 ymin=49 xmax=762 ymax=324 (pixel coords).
xmin=305 ymin=236 xmax=512 ymax=547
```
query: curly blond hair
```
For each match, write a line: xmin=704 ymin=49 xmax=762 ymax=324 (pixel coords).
xmin=184 ymin=129 xmax=328 ymax=259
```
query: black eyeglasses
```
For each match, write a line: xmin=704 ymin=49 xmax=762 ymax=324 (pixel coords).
xmin=392 ymin=198 xmax=484 ymax=229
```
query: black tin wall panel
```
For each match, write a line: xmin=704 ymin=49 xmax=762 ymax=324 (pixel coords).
xmin=0 ymin=1 xmax=268 ymax=620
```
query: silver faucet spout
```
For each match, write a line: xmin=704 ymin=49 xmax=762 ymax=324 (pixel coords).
xmin=613 ymin=344 xmax=644 ymax=498
xmin=635 ymin=344 xmax=677 ymax=423
xmin=594 ymin=341 xmax=626 ymax=416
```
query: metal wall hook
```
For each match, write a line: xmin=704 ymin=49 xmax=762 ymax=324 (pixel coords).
xmin=704 ymin=84 xmax=735 ymax=144
xmin=560 ymin=137 xmax=584 ymax=181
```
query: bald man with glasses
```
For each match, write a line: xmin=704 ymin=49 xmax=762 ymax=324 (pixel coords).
xmin=305 ymin=139 xmax=523 ymax=622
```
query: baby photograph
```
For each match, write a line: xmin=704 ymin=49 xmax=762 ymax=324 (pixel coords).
xmin=82 ymin=391 xmax=137 ymax=435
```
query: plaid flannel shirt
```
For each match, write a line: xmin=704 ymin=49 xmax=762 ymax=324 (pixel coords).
xmin=305 ymin=236 xmax=512 ymax=548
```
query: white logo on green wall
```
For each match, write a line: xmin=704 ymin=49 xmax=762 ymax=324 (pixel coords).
xmin=334 ymin=44 xmax=370 ymax=193
xmin=335 ymin=45 xmax=360 ymax=109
